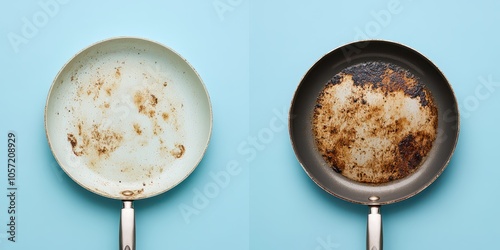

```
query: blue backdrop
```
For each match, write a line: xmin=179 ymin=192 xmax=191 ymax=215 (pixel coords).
xmin=0 ymin=1 xmax=498 ymax=249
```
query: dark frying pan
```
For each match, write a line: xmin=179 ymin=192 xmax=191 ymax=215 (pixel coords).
xmin=289 ymin=40 xmax=459 ymax=250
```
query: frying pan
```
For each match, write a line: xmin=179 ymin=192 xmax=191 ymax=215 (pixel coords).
xmin=45 ymin=37 xmax=212 ymax=250
xmin=289 ymin=40 xmax=459 ymax=250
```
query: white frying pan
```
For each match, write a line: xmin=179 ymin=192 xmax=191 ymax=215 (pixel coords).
xmin=45 ymin=37 xmax=212 ymax=250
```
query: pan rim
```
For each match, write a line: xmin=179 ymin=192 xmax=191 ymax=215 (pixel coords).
xmin=289 ymin=39 xmax=460 ymax=205
xmin=44 ymin=36 xmax=213 ymax=200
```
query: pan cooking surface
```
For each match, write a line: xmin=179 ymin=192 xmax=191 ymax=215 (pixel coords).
xmin=312 ymin=61 xmax=438 ymax=184
xmin=45 ymin=38 xmax=212 ymax=200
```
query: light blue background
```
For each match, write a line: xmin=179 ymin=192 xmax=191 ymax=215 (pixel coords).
xmin=250 ymin=1 xmax=500 ymax=250
xmin=0 ymin=1 xmax=248 ymax=250
xmin=1 ymin=1 xmax=499 ymax=250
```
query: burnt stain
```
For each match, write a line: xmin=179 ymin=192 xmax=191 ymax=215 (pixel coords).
xmin=134 ymin=91 xmax=158 ymax=118
xmin=341 ymin=61 xmax=430 ymax=106
xmin=77 ymin=123 xmax=83 ymax=136
xmin=68 ymin=122 xmax=124 ymax=159
xmin=120 ymin=188 xmax=144 ymax=197
xmin=171 ymin=144 xmax=185 ymax=158
xmin=90 ymin=124 xmax=124 ymax=157
xmin=312 ymin=61 xmax=438 ymax=184
xmin=328 ymin=74 xmax=343 ymax=85
xmin=121 ymin=190 xmax=134 ymax=196
xmin=138 ymin=105 xmax=145 ymax=113
xmin=162 ymin=112 xmax=169 ymax=121
xmin=133 ymin=123 xmax=142 ymax=135
xmin=150 ymin=94 xmax=158 ymax=107
xmin=134 ymin=92 xmax=144 ymax=109
xmin=115 ymin=67 xmax=121 ymax=78
xmin=67 ymin=133 xmax=82 ymax=156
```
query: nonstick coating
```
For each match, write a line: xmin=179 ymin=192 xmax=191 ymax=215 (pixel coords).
xmin=45 ymin=37 xmax=212 ymax=200
xmin=289 ymin=40 xmax=459 ymax=205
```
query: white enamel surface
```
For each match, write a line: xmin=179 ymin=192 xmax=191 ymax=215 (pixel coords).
xmin=45 ymin=38 xmax=212 ymax=200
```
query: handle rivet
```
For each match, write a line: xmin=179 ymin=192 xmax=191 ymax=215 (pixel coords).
xmin=369 ymin=196 xmax=380 ymax=201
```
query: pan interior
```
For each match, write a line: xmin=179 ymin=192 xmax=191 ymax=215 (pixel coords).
xmin=45 ymin=38 xmax=212 ymax=200
xmin=312 ymin=61 xmax=438 ymax=184
xmin=290 ymin=41 xmax=459 ymax=205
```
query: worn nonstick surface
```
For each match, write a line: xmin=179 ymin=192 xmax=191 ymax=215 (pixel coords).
xmin=290 ymin=40 xmax=459 ymax=206
xmin=290 ymin=40 xmax=459 ymax=250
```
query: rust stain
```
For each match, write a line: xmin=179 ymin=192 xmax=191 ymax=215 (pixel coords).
xmin=313 ymin=61 xmax=438 ymax=184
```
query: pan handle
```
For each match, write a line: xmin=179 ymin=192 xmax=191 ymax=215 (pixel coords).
xmin=120 ymin=201 xmax=135 ymax=250
xmin=367 ymin=205 xmax=383 ymax=250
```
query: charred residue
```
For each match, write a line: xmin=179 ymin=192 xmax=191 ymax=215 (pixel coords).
xmin=341 ymin=61 xmax=430 ymax=106
xmin=313 ymin=61 xmax=438 ymax=184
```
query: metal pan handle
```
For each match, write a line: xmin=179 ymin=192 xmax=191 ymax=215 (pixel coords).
xmin=120 ymin=201 xmax=135 ymax=250
xmin=367 ymin=206 xmax=383 ymax=250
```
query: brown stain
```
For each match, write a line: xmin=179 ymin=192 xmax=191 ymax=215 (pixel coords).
xmin=115 ymin=67 xmax=121 ymax=78
xmin=67 ymin=133 xmax=82 ymax=156
xmin=133 ymin=123 xmax=142 ymax=135
xmin=134 ymin=92 xmax=145 ymax=108
xmin=171 ymin=144 xmax=185 ymax=158
xmin=121 ymin=190 xmax=134 ymax=196
xmin=150 ymin=94 xmax=158 ymax=107
xmin=77 ymin=123 xmax=83 ymax=136
xmin=162 ymin=112 xmax=169 ymax=121
xmin=67 ymin=121 xmax=124 ymax=159
xmin=312 ymin=61 xmax=438 ymax=184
